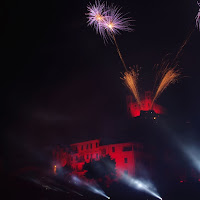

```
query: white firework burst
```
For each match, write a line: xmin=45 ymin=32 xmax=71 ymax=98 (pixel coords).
xmin=86 ymin=0 xmax=108 ymax=38
xmin=103 ymin=4 xmax=133 ymax=37
xmin=196 ymin=1 xmax=200 ymax=31
xmin=86 ymin=1 xmax=133 ymax=42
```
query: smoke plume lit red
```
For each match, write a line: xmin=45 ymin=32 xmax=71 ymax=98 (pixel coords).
xmin=127 ymin=91 xmax=165 ymax=117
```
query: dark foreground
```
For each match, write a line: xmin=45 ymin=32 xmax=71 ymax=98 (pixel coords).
xmin=3 ymin=173 xmax=200 ymax=200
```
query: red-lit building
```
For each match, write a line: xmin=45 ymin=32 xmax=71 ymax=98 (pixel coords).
xmin=127 ymin=91 xmax=165 ymax=118
xmin=53 ymin=139 xmax=151 ymax=178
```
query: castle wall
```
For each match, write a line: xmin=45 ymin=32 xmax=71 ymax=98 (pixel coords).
xmin=52 ymin=140 xmax=145 ymax=178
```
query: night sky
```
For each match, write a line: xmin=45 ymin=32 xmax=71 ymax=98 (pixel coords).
xmin=1 ymin=0 xmax=200 ymax=169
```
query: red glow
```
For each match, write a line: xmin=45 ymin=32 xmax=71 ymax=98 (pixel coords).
xmin=53 ymin=139 xmax=147 ymax=179
xmin=54 ymin=165 xmax=57 ymax=174
xmin=180 ymin=180 xmax=183 ymax=183
xmin=127 ymin=91 xmax=165 ymax=117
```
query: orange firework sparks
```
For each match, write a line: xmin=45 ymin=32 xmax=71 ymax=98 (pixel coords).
xmin=151 ymin=66 xmax=181 ymax=109
xmin=121 ymin=66 xmax=141 ymax=107
xmin=150 ymin=30 xmax=191 ymax=109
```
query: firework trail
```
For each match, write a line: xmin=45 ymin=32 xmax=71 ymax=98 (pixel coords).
xmin=150 ymin=42 xmax=184 ymax=109
xmin=112 ymin=33 xmax=127 ymax=70
xmin=151 ymin=28 xmax=193 ymax=109
xmin=86 ymin=1 xmax=133 ymax=71
xmin=121 ymin=66 xmax=141 ymax=107
xmin=151 ymin=66 xmax=181 ymax=109
xmin=151 ymin=23 xmax=194 ymax=109
xmin=172 ymin=29 xmax=195 ymax=65
xmin=173 ymin=0 xmax=200 ymax=61
xmin=173 ymin=0 xmax=200 ymax=63
xmin=196 ymin=1 xmax=200 ymax=31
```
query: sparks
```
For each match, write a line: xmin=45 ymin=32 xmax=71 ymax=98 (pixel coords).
xmin=151 ymin=66 xmax=181 ymax=108
xmin=87 ymin=0 xmax=107 ymax=38
xmin=196 ymin=1 xmax=200 ymax=31
xmin=87 ymin=1 xmax=133 ymax=42
xmin=86 ymin=1 xmax=134 ymax=70
xmin=121 ymin=66 xmax=141 ymax=107
xmin=103 ymin=4 xmax=133 ymax=37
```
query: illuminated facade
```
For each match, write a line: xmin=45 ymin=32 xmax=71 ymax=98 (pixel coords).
xmin=53 ymin=139 xmax=151 ymax=178
xmin=127 ymin=91 xmax=165 ymax=118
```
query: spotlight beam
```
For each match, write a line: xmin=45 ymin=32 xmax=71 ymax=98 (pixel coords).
xmin=121 ymin=173 xmax=162 ymax=200
xmin=72 ymin=175 xmax=110 ymax=199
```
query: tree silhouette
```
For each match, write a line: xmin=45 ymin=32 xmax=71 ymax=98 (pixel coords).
xmin=56 ymin=164 xmax=73 ymax=182
xmin=83 ymin=155 xmax=116 ymax=187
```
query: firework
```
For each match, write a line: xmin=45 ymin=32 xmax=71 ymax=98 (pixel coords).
xmin=172 ymin=29 xmax=194 ymax=65
xmin=103 ymin=4 xmax=133 ymax=36
xmin=87 ymin=1 xmax=133 ymax=41
xmin=103 ymin=4 xmax=133 ymax=70
xmin=150 ymin=24 xmax=195 ymax=109
xmin=87 ymin=1 xmax=133 ymax=70
xmin=196 ymin=1 xmax=200 ymax=31
xmin=87 ymin=0 xmax=107 ymax=38
xmin=151 ymin=66 xmax=181 ymax=108
xmin=150 ymin=2 xmax=198 ymax=108
xmin=121 ymin=66 xmax=141 ymax=107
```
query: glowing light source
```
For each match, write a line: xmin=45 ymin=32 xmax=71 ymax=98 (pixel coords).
xmin=107 ymin=23 xmax=114 ymax=30
xmin=89 ymin=185 xmax=111 ymax=199
xmin=54 ymin=165 xmax=57 ymax=174
xmin=121 ymin=173 xmax=162 ymax=200
xmin=103 ymin=4 xmax=133 ymax=37
xmin=71 ymin=175 xmax=110 ymax=199
xmin=179 ymin=142 xmax=200 ymax=172
xmin=96 ymin=14 xmax=103 ymax=21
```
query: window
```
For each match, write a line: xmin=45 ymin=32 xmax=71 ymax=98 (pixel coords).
xmin=87 ymin=154 xmax=89 ymax=159
xmin=124 ymin=158 xmax=128 ymax=163
xmin=90 ymin=144 xmax=92 ymax=149
xmin=96 ymin=143 xmax=98 ymax=148
xmin=96 ymin=153 xmax=98 ymax=159
xmin=80 ymin=155 xmax=84 ymax=162
xmin=101 ymin=149 xmax=106 ymax=155
xmin=71 ymin=157 xmax=73 ymax=161
xmin=73 ymin=146 xmax=77 ymax=152
xmin=76 ymin=156 xmax=78 ymax=161
xmin=123 ymin=146 xmax=132 ymax=151
xmin=81 ymin=145 xmax=83 ymax=150
xmin=86 ymin=144 xmax=88 ymax=149
xmin=112 ymin=147 xmax=115 ymax=152
xmin=91 ymin=154 xmax=92 ymax=159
